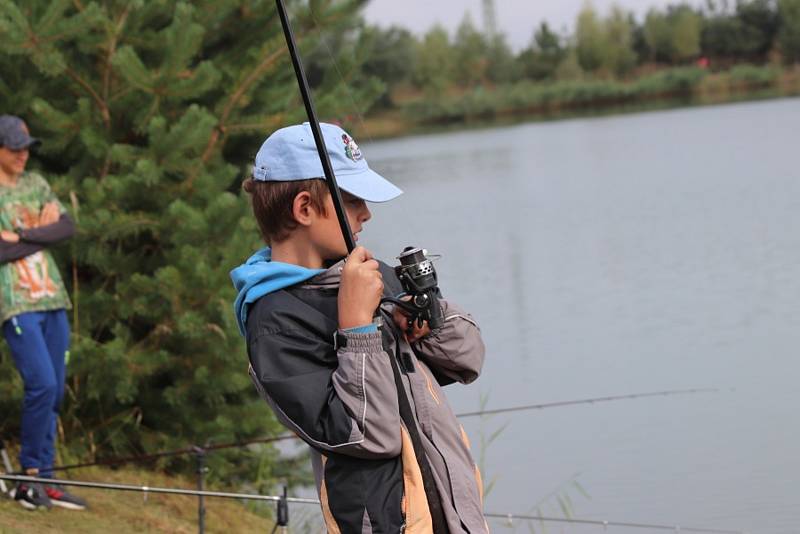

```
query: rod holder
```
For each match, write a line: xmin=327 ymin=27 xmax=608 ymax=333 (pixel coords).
xmin=270 ymin=485 xmax=289 ymax=533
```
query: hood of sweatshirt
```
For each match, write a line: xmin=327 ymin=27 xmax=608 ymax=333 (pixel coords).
xmin=230 ymin=247 xmax=325 ymax=336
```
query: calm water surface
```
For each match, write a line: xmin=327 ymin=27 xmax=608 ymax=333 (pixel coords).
xmin=359 ymin=98 xmax=800 ymax=534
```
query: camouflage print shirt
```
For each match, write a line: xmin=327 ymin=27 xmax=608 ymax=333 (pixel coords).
xmin=0 ymin=171 xmax=71 ymax=324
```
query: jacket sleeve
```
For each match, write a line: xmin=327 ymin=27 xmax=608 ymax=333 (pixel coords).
xmin=248 ymin=327 xmax=402 ymax=459
xmin=19 ymin=214 xmax=75 ymax=245
xmin=0 ymin=241 xmax=45 ymax=264
xmin=411 ymin=299 xmax=485 ymax=385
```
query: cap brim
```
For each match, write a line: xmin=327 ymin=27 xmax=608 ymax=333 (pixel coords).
xmin=7 ymin=137 xmax=40 ymax=150
xmin=337 ymin=168 xmax=402 ymax=203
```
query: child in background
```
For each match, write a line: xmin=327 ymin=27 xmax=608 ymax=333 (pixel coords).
xmin=0 ymin=115 xmax=87 ymax=511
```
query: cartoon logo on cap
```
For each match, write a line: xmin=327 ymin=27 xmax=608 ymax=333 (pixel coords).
xmin=342 ymin=134 xmax=362 ymax=162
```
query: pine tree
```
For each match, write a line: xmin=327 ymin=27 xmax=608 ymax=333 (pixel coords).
xmin=0 ymin=0 xmax=380 ymax=482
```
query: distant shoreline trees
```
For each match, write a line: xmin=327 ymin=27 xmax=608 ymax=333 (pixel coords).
xmin=356 ymin=0 xmax=800 ymax=108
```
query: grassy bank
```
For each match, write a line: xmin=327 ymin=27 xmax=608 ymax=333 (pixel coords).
xmin=0 ymin=467 xmax=273 ymax=533
xmin=358 ymin=65 xmax=800 ymax=138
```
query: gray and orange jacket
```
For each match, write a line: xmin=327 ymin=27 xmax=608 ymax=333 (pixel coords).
xmin=244 ymin=260 xmax=488 ymax=533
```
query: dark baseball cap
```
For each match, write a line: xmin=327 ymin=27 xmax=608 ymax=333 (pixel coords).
xmin=0 ymin=115 xmax=40 ymax=150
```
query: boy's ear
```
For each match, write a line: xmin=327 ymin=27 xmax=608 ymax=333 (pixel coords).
xmin=292 ymin=191 xmax=315 ymax=227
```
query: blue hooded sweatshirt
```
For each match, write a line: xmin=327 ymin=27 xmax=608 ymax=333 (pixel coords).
xmin=230 ymin=248 xmax=324 ymax=337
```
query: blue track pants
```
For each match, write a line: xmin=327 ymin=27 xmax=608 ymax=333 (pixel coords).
xmin=2 ymin=310 xmax=69 ymax=476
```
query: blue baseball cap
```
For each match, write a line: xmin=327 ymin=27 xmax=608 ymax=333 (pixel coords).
xmin=252 ymin=122 xmax=402 ymax=203
xmin=0 ymin=115 xmax=40 ymax=150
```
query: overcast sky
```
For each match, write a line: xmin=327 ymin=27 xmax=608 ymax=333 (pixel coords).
xmin=363 ymin=0 xmax=708 ymax=50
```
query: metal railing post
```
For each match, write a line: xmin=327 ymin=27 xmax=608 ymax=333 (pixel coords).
xmin=194 ymin=446 xmax=207 ymax=534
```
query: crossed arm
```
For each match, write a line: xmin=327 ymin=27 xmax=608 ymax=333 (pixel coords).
xmin=0 ymin=202 xmax=75 ymax=264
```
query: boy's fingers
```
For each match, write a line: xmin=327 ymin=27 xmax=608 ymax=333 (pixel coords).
xmin=393 ymin=309 xmax=407 ymax=328
xmin=349 ymin=246 xmax=373 ymax=263
xmin=393 ymin=304 xmax=409 ymax=317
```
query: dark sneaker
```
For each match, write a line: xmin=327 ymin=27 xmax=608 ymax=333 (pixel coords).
xmin=44 ymin=484 xmax=88 ymax=510
xmin=14 ymin=482 xmax=52 ymax=510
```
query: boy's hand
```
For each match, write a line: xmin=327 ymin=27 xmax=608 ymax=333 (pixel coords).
xmin=393 ymin=302 xmax=432 ymax=343
xmin=338 ymin=246 xmax=383 ymax=330
xmin=0 ymin=230 xmax=19 ymax=243
xmin=40 ymin=202 xmax=60 ymax=225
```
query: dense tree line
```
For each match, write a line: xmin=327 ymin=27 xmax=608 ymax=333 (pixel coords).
xmin=357 ymin=0 xmax=800 ymax=105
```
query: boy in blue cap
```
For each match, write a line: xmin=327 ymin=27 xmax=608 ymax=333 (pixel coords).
xmin=0 ymin=115 xmax=87 ymax=510
xmin=232 ymin=123 xmax=488 ymax=533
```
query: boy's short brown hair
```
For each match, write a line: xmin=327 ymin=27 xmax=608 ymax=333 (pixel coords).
xmin=242 ymin=177 xmax=329 ymax=244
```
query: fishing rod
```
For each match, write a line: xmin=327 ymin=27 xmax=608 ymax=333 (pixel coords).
xmin=457 ymin=388 xmax=719 ymax=419
xmin=20 ymin=388 xmax=719 ymax=474
xmin=11 ymin=434 xmax=298 ymax=475
xmin=483 ymin=512 xmax=747 ymax=534
xmin=275 ymin=0 xmax=355 ymax=253
xmin=0 ymin=474 xmax=746 ymax=534
xmin=0 ymin=474 xmax=316 ymax=504
xmin=275 ymin=3 xmax=450 ymax=531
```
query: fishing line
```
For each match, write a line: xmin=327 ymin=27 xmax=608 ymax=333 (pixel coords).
xmin=457 ymin=388 xmax=719 ymax=419
xmin=306 ymin=5 xmax=376 ymax=144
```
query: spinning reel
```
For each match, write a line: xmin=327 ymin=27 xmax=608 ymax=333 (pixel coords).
xmin=381 ymin=246 xmax=444 ymax=332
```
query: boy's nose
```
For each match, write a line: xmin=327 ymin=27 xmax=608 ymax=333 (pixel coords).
xmin=360 ymin=204 xmax=371 ymax=223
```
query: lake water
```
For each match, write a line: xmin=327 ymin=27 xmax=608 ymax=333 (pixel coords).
xmin=358 ymin=98 xmax=800 ymax=534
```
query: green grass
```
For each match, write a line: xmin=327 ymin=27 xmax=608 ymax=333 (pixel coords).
xmin=382 ymin=65 xmax=800 ymax=130
xmin=401 ymin=67 xmax=710 ymax=123
xmin=0 ymin=466 xmax=274 ymax=533
xmin=727 ymin=64 xmax=780 ymax=85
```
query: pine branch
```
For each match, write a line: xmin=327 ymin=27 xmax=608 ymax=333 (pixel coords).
xmin=64 ymin=67 xmax=110 ymax=128
xmin=186 ymin=46 xmax=286 ymax=190
xmin=220 ymin=48 xmax=286 ymax=126
xmin=103 ymin=7 xmax=131 ymax=105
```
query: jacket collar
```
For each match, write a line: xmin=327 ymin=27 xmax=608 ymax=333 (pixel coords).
xmin=302 ymin=258 xmax=345 ymax=288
